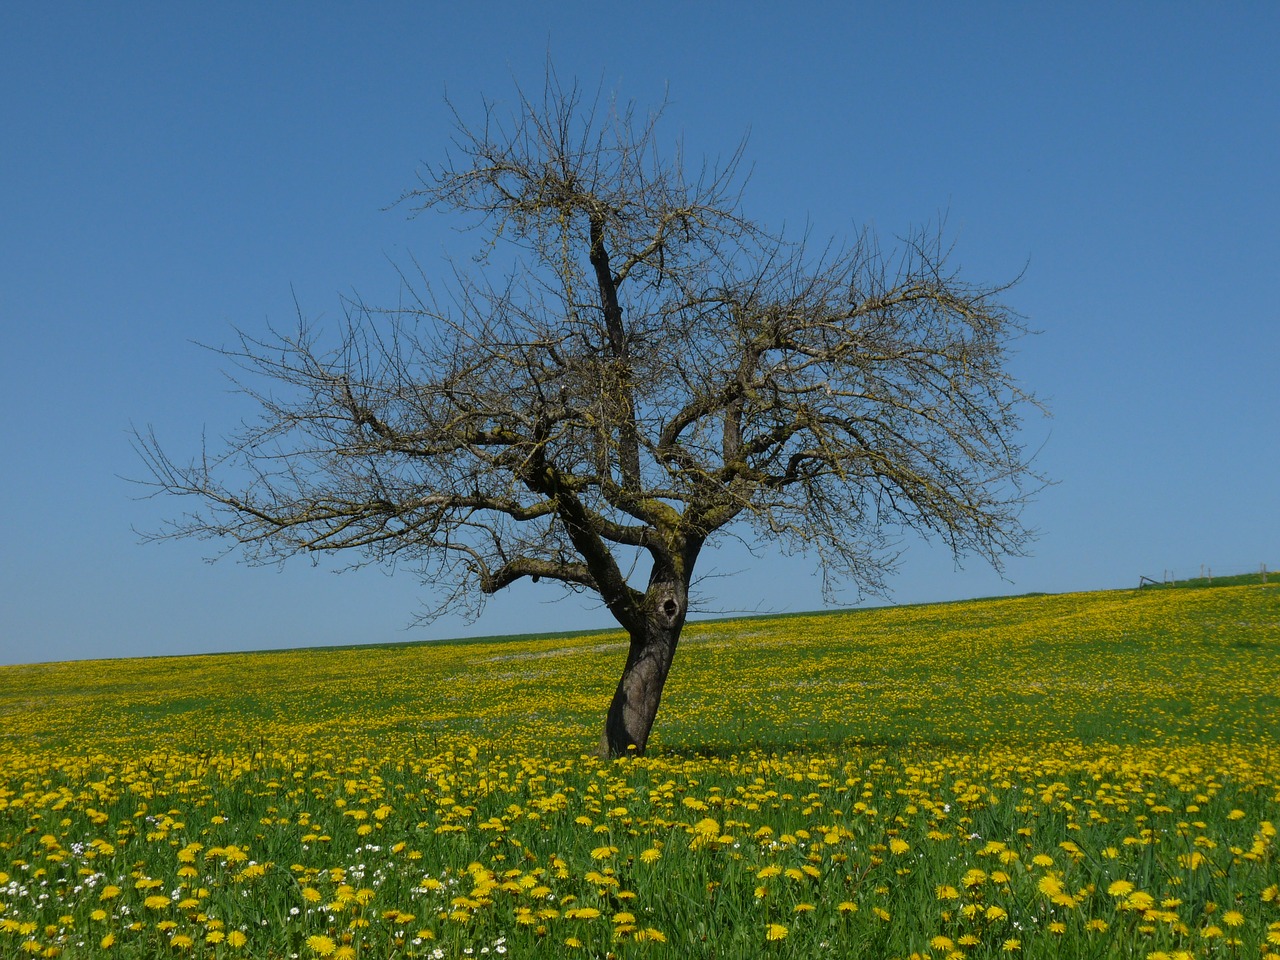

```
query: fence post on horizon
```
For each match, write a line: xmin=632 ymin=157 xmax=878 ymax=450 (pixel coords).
xmin=1264 ymin=563 xmax=1269 ymax=585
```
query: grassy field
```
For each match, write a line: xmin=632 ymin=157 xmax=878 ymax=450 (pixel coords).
xmin=1 ymin=580 xmax=1278 ymax=959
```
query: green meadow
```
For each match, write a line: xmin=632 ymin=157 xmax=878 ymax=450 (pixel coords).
xmin=1 ymin=579 xmax=1278 ymax=959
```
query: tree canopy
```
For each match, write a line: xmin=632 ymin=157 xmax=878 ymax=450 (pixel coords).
xmin=137 ymin=75 xmax=1044 ymax=755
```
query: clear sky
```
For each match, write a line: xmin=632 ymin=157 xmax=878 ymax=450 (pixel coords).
xmin=2 ymin=3 xmax=1276 ymax=667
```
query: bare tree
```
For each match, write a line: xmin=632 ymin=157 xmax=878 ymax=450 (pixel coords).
xmin=136 ymin=75 xmax=1044 ymax=757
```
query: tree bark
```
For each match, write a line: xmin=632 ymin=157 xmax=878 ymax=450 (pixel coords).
xmin=599 ymin=579 xmax=687 ymax=757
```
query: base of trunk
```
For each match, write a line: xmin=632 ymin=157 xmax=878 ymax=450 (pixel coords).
xmin=599 ymin=596 xmax=685 ymax=757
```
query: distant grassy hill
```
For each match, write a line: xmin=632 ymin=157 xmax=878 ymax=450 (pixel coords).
xmin=158 ymin=568 xmax=1276 ymax=662
xmin=1136 ymin=568 xmax=1274 ymax=590
xmin=3 ymin=576 xmax=1276 ymax=754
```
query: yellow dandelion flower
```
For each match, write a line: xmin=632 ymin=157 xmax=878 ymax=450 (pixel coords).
xmin=837 ymin=901 xmax=857 ymax=914
xmin=1038 ymin=875 xmax=1064 ymax=897
xmin=306 ymin=935 xmax=336 ymax=956
xmin=889 ymin=838 xmax=910 ymax=855
xmin=765 ymin=923 xmax=788 ymax=941
xmin=226 ymin=931 xmax=248 ymax=948
xmin=794 ymin=902 xmax=815 ymax=913
xmin=1124 ymin=891 xmax=1155 ymax=911
xmin=640 ymin=847 xmax=662 ymax=863
xmin=931 ymin=935 xmax=955 ymax=951
xmin=1222 ymin=911 xmax=1245 ymax=927
xmin=1107 ymin=880 xmax=1135 ymax=897
xmin=100 ymin=934 xmax=116 ymax=950
xmin=757 ymin=865 xmax=781 ymax=879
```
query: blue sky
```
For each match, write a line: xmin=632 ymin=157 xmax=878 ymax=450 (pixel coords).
xmin=2 ymin=3 xmax=1276 ymax=667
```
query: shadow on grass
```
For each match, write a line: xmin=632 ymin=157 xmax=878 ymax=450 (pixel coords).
xmin=652 ymin=732 xmax=979 ymax=760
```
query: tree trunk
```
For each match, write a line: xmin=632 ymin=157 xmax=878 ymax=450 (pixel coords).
xmin=599 ymin=581 xmax=687 ymax=757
